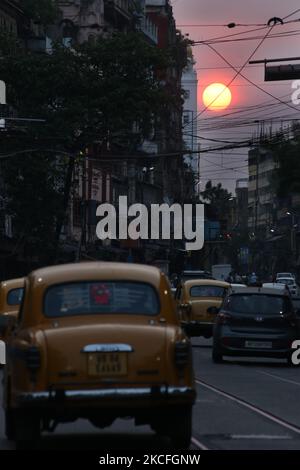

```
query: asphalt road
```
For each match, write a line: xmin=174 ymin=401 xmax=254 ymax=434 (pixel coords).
xmin=1 ymin=337 xmax=300 ymax=450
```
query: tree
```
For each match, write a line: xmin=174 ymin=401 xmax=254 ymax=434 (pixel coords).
xmin=1 ymin=152 xmax=65 ymax=264
xmin=0 ymin=32 xmax=178 ymax=264
xmin=266 ymin=125 xmax=300 ymax=198
xmin=21 ymin=0 xmax=59 ymax=25
xmin=200 ymin=181 xmax=232 ymax=220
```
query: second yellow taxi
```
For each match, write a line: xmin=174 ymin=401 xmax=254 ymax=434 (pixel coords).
xmin=176 ymin=279 xmax=230 ymax=338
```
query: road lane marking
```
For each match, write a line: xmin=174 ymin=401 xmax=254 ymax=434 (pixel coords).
xmin=191 ymin=436 xmax=209 ymax=450
xmin=195 ymin=378 xmax=300 ymax=436
xmin=258 ymin=370 xmax=300 ymax=387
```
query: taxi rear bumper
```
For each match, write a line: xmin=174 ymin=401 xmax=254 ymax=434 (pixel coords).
xmin=16 ymin=385 xmax=196 ymax=407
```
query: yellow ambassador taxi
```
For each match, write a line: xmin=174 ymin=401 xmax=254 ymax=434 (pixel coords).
xmin=0 ymin=278 xmax=24 ymax=343
xmin=3 ymin=262 xmax=196 ymax=449
xmin=176 ymin=279 xmax=230 ymax=338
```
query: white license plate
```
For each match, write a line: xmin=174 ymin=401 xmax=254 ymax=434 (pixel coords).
xmin=88 ymin=352 xmax=127 ymax=377
xmin=245 ymin=341 xmax=272 ymax=349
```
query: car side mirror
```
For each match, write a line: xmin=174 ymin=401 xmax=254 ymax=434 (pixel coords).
xmin=207 ymin=306 xmax=219 ymax=315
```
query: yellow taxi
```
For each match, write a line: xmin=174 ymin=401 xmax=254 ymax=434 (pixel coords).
xmin=176 ymin=279 xmax=230 ymax=338
xmin=3 ymin=262 xmax=196 ymax=448
xmin=0 ymin=278 xmax=24 ymax=342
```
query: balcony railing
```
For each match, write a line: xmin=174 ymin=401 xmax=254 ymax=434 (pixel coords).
xmin=140 ymin=15 xmax=158 ymax=43
xmin=104 ymin=0 xmax=132 ymax=21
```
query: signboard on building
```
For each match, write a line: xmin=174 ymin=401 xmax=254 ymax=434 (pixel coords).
xmin=0 ymin=80 xmax=6 ymax=104
xmin=0 ymin=80 xmax=6 ymax=128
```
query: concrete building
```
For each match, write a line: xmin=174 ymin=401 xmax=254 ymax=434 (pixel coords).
xmin=146 ymin=0 xmax=186 ymax=203
xmin=246 ymin=146 xmax=298 ymax=275
xmin=248 ymin=147 xmax=278 ymax=234
xmin=236 ymin=178 xmax=248 ymax=231
xmin=182 ymin=47 xmax=199 ymax=175
xmin=55 ymin=0 xmax=156 ymax=44
xmin=0 ymin=1 xmax=23 ymax=241
xmin=54 ymin=0 xmax=187 ymax=264
xmin=0 ymin=0 xmax=21 ymax=35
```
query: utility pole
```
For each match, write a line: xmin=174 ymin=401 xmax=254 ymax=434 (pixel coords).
xmin=253 ymin=121 xmax=261 ymax=233
xmin=76 ymin=150 xmax=88 ymax=262
xmin=254 ymin=149 xmax=259 ymax=233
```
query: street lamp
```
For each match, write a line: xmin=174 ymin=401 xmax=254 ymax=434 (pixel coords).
xmin=286 ymin=211 xmax=298 ymax=255
xmin=286 ymin=211 xmax=298 ymax=227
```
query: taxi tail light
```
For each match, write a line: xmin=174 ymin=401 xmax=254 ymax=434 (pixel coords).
xmin=175 ymin=341 xmax=190 ymax=368
xmin=218 ymin=311 xmax=232 ymax=325
xmin=25 ymin=346 xmax=41 ymax=372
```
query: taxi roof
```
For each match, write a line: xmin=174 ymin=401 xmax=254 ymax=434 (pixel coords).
xmin=28 ymin=262 xmax=162 ymax=288
xmin=183 ymin=279 xmax=230 ymax=288
xmin=1 ymin=277 xmax=25 ymax=290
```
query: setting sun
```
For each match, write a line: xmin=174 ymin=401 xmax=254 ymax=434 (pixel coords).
xmin=202 ymin=82 xmax=232 ymax=111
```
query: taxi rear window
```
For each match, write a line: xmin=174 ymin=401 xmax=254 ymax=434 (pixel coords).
xmin=190 ymin=285 xmax=226 ymax=298
xmin=44 ymin=281 xmax=160 ymax=317
xmin=7 ymin=288 xmax=24 ymax=306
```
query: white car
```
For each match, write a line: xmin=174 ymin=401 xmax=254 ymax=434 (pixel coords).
xmin=276 ymin=278 xmax=298 ymax=297
xmin=262 ymin=282 xmax=288 ymax=292
xmin=276 ymin=272 xmax=295 ymax=281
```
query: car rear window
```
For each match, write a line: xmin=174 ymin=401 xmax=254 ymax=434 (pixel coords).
xmin=190 ymin=286 xmax=226 ymax=298
xmin=44 ymin=281 xmax=160 ymax=317
xmin=224 ymin=294 xmax=291 ymax=315
xmin=7 ymin=288 xmax=24 ymax=306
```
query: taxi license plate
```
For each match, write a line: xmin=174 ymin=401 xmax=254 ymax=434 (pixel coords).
xmin=88 ymin=353 xmax=127 ymax=377
xmin=245 ymin=341 xmax=272 ymax=349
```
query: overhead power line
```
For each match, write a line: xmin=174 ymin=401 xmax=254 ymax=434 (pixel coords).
xmin=192 ymin=29 xmax=300 ymax=45
xmin=205 ymin=43 xmax=300 ymax=113
xmin=184 ymin=22 xmax=277 ymax=126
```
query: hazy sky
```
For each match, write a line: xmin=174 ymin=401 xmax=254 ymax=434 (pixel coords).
xmin=171 ymin=0 xmax=300 ymax=192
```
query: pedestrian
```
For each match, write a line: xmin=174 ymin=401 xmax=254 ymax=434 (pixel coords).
xmin=249 ymin=272 xmax=257 ymax=285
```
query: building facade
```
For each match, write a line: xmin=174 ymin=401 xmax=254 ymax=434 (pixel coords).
xmin=236 ymin=178 xmax=248 ymax=231
xmin=55 ymin=0 xmax=157 ymax=44
xmin=182 ymin=47 xmax=199 ymax=176
xmin=248 ymin=147 xmax=278 ymax=234
xmin=0 ymin=0 xmax=21 ymax=35
xmin=53 ymin=0 xmax=187 ymax=265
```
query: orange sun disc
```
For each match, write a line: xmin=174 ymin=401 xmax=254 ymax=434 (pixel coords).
xmin=202 ymin=82 xmax=232 ymax=111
